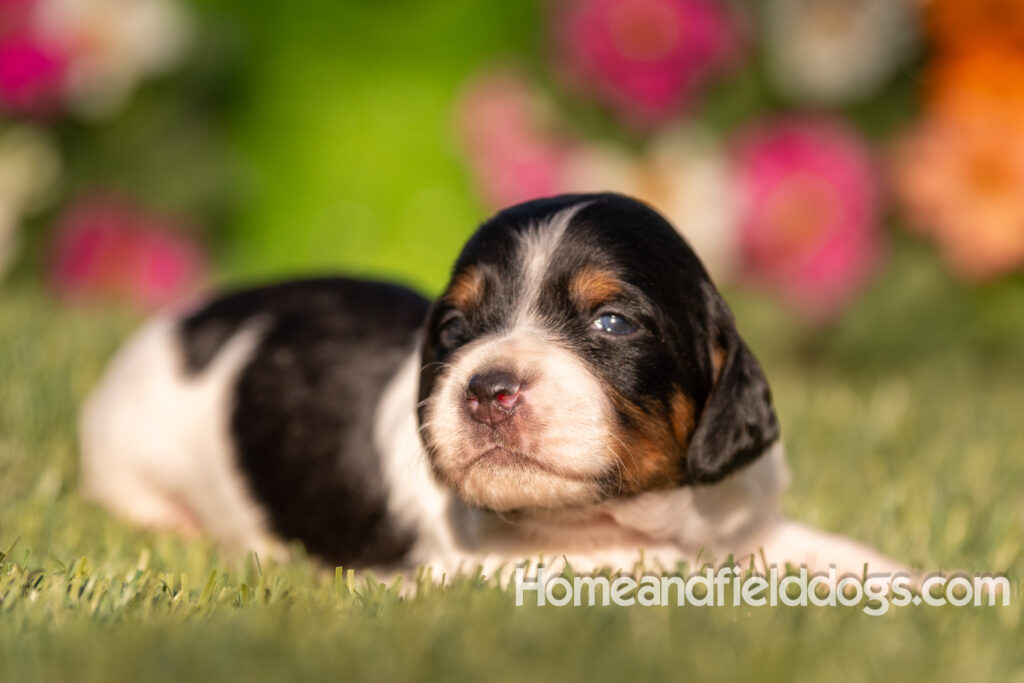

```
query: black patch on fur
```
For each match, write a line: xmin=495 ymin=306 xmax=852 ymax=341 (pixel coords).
xmin=179 ymin=277 xmax=429 ymax=567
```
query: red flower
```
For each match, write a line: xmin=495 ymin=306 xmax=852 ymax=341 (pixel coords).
xmin=734 ymin=119 xmax=882 ymax=320
xmin=48 ymin=196 xmax=208 ymax=310
xmin=552 ymin=0 xmax=743 ymax=126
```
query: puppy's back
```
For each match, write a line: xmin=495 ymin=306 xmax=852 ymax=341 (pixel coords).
xmin=80 ymin=277 xmax=430 ymax=566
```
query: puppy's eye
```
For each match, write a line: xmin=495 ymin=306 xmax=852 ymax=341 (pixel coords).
xmin=438 ymin=314 xmax=468 ymax=348
xmin=591 ymin=313 xmax=637 ymax=336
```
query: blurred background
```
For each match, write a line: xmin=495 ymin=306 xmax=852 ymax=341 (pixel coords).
xmin=2 ymin=0 xmax=1024 ymax=352
xmin=2 ymin=4 xmax=1024 ymax=676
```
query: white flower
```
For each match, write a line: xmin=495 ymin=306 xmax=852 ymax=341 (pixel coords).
xmin=763 ymin=0 xmax=919 ymax=105
xmin=558 ymin=126 xmax=740 ymax=280
xmin=0 ymin=127 xmax=62 ymax=213
xmin=0 ymin=127 xmax=62 ymax=280
xmin=36 ymin=0 xmax=192 ymax=118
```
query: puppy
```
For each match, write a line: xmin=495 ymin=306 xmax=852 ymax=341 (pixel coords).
xmin=80 ymin=193 xmax=908 ymax=579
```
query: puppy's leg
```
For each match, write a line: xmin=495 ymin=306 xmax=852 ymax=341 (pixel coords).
xmin=748 ymin=519 xmax=911 ymax=578
xmin=82 ymin=469 xmax=202 ymax=535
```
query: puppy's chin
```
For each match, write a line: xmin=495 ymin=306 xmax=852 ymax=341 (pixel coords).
xmin=432 ymin=449 xmax=607 ymax=511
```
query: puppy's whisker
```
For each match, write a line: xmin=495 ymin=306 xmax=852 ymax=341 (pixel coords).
xmin=607 ymin=432 xmax=641 ymax=491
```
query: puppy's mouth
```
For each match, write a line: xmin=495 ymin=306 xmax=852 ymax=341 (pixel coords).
xmin=463 ymin=443 xmax=595 ymax=483
xmin=468 ymin=444 xmax=530 ymax=468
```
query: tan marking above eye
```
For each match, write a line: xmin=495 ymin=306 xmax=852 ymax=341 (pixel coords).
xmin=445 ymin=266 xmax=485 ymax=310
xmin=569 ymin=265 xmax=623 ymax=310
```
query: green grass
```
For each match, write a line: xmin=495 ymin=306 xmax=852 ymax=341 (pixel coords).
xmin=2 ymin=245 xmax=1024 ymax=681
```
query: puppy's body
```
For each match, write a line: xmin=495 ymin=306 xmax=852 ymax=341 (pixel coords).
xmin=81 ymin=194 xmax=907 ymax=578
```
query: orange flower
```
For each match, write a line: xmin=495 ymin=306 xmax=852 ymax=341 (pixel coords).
xmin=925 ymin=47 xmax=1024 ymax=129
xmin=893 ymin=34 xmax=1024 ymax=280
xmin=926 ymin=0 xmax=1024 ymax=54
xmin=891 ymin=113 xmax=1024 ymax=280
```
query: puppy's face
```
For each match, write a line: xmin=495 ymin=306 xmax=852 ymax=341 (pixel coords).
xmin=418 ymin=194 xmax=778 ymax=511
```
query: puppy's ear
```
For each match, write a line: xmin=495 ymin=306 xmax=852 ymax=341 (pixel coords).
xmin=686 ymin=295 xmax=779 ymax=484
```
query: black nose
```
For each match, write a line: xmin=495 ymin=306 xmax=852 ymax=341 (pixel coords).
xmin=465 ymin=370 xmax=522 ymax=425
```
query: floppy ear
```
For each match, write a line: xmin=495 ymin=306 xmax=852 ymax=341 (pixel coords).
xmin=685 ymin=300 xmax=780 ymax=484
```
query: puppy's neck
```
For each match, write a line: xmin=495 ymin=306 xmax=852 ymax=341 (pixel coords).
xmin=468 ymin=441 xmax=789 ymax=556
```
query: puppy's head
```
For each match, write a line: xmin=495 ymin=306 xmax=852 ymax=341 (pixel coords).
xmin=417 ymin=193 xmax=778 ymax=511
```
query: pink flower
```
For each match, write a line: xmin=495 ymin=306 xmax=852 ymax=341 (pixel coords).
xmin=48 ymin=196 xmax=208 ymax=310
xmin=0 ymin=0 xmax=36 ymax=30
xmin=552 ymin=0 xmax=743 ymax=126
xmin=734 ymin=119 xmax=882 ymax=320
xmin=0 ymin=32 xmax=67 ymax=115
xmin=456 ymin=68 xmax=575 ymax=208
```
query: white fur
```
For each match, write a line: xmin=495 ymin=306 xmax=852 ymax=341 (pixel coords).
xmin=373 ymin=346 xmax=468 ymax=570
xmin=514 ymin=203 xmax=586 ymax=325
xmin=79 ymin=315 xmax=284 ymax=558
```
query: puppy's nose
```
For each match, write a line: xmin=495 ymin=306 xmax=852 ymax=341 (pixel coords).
xmin=465 ymin=370 xmax=521 ymax=425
